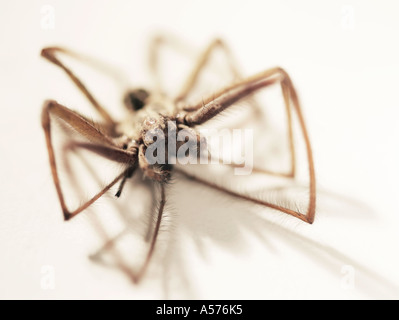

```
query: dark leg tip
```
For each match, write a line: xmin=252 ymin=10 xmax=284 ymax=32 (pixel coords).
xmin=63 ymin=211 xmax=72 ymax=221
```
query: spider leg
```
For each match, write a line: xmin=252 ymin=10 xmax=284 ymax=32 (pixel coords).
xmin=41 ymin=47 xmax=122 ymax=129
xmin=148 ymin=34 xmax=192 ymax=95
xmin=60 ymin=134 xmax=160 ymax=283
xmin=148 ymin=35 xmax=242 ymax=107
xmin=175 ymin=38 xmax=241 ymax=105
xmin=87 ymin=182 xmax=167 ymax=284
xmin=179 ymin=67 xmax=316 ymax=224
xmin=41 ymin=100 xmax=136 ymax=220
xmin=134 ymin=183 xmax=166 ymax=283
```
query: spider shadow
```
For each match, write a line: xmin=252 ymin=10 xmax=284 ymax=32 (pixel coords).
xmin=81 ymin=168 xmax=399 ymax=299
xmin=160 ymin=176 xmax=399 ymax=299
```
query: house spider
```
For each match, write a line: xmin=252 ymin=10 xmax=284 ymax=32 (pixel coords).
xmin=41 ymin=35 xmax=316 ymax=283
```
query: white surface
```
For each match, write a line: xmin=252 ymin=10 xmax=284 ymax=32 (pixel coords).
xmin=1 ymin=0 xmax=399 ymax=299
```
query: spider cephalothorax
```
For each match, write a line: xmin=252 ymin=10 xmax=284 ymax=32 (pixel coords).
xmin=135 ymin=112 xmax=203 ymax=184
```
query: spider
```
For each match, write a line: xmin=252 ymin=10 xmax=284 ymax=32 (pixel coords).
xmin=40 ymin=35 xmax=316 ymax=283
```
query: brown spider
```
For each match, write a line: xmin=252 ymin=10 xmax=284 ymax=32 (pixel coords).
xmin=41 ymin=35 xmax=316 ymax=283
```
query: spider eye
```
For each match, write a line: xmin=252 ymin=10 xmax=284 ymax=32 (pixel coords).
xmin=124 ymin=89 xmax=149 ymax=111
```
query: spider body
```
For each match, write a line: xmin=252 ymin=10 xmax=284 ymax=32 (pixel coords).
xmin=117 ymin=89 xmax=202 ymax=184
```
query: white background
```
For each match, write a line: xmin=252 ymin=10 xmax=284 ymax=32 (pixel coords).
xmin=1 ymin=0 xmax=399 ymax=299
